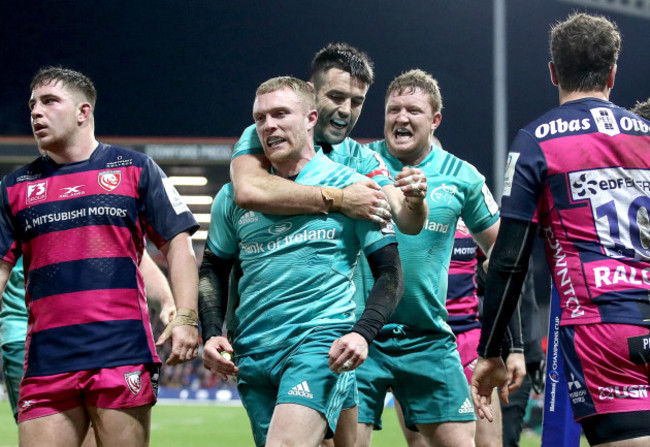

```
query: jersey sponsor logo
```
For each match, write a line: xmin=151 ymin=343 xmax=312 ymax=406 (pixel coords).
xmin=161 ymin=178 xmax=191 ymax=215
xmin=423 ymin=219 xmax=450 ymax=234
xmin=59 ymin=185 xmax=85 ymax=198
xmin=429 ymin=184 xmax=457 ymax=205
xmin=288 ymin=381 xmax=313 ymax=399
xmin=238 ymin=211 xmax=258 ymax=226
xmin=591 ymin=107 xmax=620 ymax=136
xmin=598 ymin=385 xmax=648 ymax=400
xmin=568 ymin=373 xmax=587 ymax=404
xmin=592 ymin=265 xmax=650 ymax=288
xmin=502 ymin=152 xmax=520 ymax=197
xmin=17 ymin=174 xmax=41 ymax=182
xmin=268 ymin=222 xmax=293 ymax=235
xmin=98 ymin=170 xmax=122 ymax=191
xmin=568 ymin=168 xmax=650 ymax=260
xmin=26 ymin=180 xmax=47 ymax=204
xmin=241 ymin=227 xmax=338 ymax=254
xmin=534 ymin=118 xmax=591 ymax=139
xmin=542 ymin=226 xmax=583 ymax=318
xmin=453 ymin=246 xmax=477 ymax=257
xmin=481 ymin=184 xmax=499 ymax=215
xmin=106 ymin=154 xmax=134 ymax=168
xmin=620 ymin=116 xmax=650 ymax=134
xmin=457 ymin=398 xmax=474 ymax=414
xmin=124 ymin=371 xmax=143 ymax=396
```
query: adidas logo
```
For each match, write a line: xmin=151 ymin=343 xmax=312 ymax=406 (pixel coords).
xmin=458 ymin=398 xmax=474 ymax=414
xmin=238 ymin=211 xmax=258 ymax=225
xmin=288 ymin=381 xmax=313 ymax=399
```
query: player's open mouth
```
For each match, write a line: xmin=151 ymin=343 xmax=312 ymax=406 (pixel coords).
xmin=394 ymin=128 xmax=413 ymax=140
xmin=33 ymin=123 xmax=47 ymax=135
xmin=267 ymin=136 xmax=285 ymax=147
xmin=330 ymin=119 xmax=348 ymax=130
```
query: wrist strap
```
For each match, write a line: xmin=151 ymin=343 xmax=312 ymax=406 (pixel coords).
xmin=321 ymin=187 xmax=344 ymax=212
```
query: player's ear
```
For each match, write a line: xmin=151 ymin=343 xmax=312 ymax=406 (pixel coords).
xmin=306 ymin=109 xmax=318 ymax=129
xmin=607 ymin=64 xmax=617 ymax=89
xmin=78 ymin=102 xmax=92 ymax=124
xmin=431 ymin=112 xmax=442 ymax=132
xmin=548 ymin=61 xmax=559 ymax=86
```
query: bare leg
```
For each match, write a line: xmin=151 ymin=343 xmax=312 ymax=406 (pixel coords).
xmin=321 ymin=406 xmax=358 ymax=447
xmin=19 ymin=406 xmax=90 ymax=447
xmin=597 ymin=437 xmax=650 ymax=447
xmin=354 ymin=422 xmax=374 ymax=447
xmin=394 ymin=399 xmax=428 ymax=447
xmin=266 ymin=403 xmax=328 ymax=447
xmin=417 ymin=421 xmax=476 ymax=447
xmin=475 ymin=388 xmax=502 ymax=447
xmin=87 ymin=404 xmax=151 ymax=447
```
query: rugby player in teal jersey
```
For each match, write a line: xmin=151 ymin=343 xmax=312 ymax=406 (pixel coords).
xmin=228 ymin=43 xmax=428 ymax=446
xmin=199 ymin=77 xmax=404 ymax=447
xmin=353 ymin=70 xmax=525 ymax=447
xmin=229 ymin=43 xmax=428 ymax=234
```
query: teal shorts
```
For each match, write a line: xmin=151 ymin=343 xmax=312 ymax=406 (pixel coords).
xmin=356 ymin=327 xmax=475 ymax=430
xmin=236 ymin=326 xmax=355 ymax=447
xmin=1 ymin=341 xmax=25 ymax=422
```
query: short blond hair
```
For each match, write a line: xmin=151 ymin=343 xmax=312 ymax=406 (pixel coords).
xmin=256 ymin=76 xmax=316 ymax=111
xmin=385 ymin=69 xmax=442 ymax=114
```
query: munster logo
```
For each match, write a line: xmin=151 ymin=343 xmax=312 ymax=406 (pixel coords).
xmin=124 ymin=371 xmax=143 ymax=396
xmin=98 ymin=170 xmax=122 ymax=191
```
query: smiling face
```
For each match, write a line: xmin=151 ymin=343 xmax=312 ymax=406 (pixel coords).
xmin=29 ymin=80 xmax=87 ymax=152
xmin=312 ymin=68 xmax=369 ymax=145
xmin=253 ymin=87 xmax=317 ymax=168
xmin=384 ymin=88 xmax=441 ymax=166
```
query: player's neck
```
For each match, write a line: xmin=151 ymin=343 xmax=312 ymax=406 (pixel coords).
xmin=558 ymin=88 xmax=610 ymax=105
xmin=273 ymin=147 xmax=316 ymax=179
xmin=42 ymin=134 xmax=99 ymax=165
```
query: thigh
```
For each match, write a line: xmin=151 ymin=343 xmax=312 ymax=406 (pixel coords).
xmin=417 ymin=420 xmax=476 ymax=447
xmin=19 ymin=406 xmax=89 ymax=447
xmin=355 ymin=339 xmax=393 ymax=429
xmin=237 ymin=354 xmax=279 ymax=447
xmin=1 ymin=341 xmax=26 ymax=420
xmin=266 ymin=403 xmax=327 ymax=447
xmin=87 ymin=404 xmax=151 ymax=447
xmin=393 ymin=333 xmax=476 ymax=430
xmin=475 ymin=388 xmax=502 ymax=447
xmin=276 ymin=330 xmax=354 ymax=438
xmin=560 ymin=324 xmax=650 ymax=421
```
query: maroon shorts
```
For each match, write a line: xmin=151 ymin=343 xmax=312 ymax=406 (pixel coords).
xmin=456 ymin=327 xmax=481 ymax=385
xmin=18 ymin=364 xmax=159 ymax=422
xmin=560 ymin=323 xmax=650 ymax=421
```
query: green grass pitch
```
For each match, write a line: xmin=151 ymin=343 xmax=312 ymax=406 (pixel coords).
xmin=0 ymin=400 xmax=569 ymax=446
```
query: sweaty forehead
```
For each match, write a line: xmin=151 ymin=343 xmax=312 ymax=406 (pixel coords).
xmin=315 ymin=69 xmax=368 ymax=94
xmin=253 ymin=88 xmax=301 ymax=113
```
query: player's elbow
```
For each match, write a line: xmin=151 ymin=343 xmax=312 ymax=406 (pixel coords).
xmin=232 ymin=184 xmax=261 ymax=210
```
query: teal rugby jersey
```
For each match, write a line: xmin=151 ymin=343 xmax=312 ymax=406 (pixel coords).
xmin=207 ymin=151 xmax=397 ymax=356
xmin=233 ymin=124 xmax=393 ymax=187
xmin=360 ymin=140 xmax=499 ymax=334
xmin=0 ymin=257 xmax=27 ymax=346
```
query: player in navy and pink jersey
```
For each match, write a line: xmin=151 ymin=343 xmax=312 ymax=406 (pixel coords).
xmin=0 ymin=67 xmax=200 ymax=447
xmin=472 ymin=13 xmax=650 ymax=446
